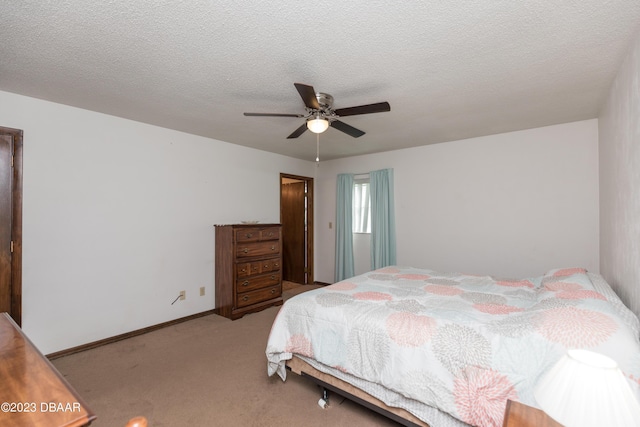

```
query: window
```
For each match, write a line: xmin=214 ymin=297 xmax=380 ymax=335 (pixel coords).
xmin=353 ymin=179 xmax=371 ymax=233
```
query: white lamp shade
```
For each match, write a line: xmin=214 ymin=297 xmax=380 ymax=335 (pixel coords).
xmin=307 ymin=118 xmax=329 ymax=134
xmin=534 ymin=349 xmax=640 ymax=427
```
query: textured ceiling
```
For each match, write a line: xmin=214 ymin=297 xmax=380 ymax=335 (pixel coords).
xmin=2 ymin=1 xmax=640 ymax=161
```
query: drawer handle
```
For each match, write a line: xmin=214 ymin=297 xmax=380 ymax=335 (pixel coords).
xmin=246 ymin=233 xmax=253 ymax=238
xmin=271 ymin=245 xmax=275 ymax=250
xmin=243 ymin=248 xmax=249 ymax=253
xmin=267 ymin=232 xmax=274 ymax=237
xmin=242 ymin=296 xmax=249 ymax=301
xmin=271 ymin=289 xmax=276 ymax=294
xmin=240 ymin=268 xmax=246 ymax=273
xmin=274 ymin=263 xmax=279 ymax=268
xmin=242 ymin=281 xmax=249 ymax=287
xmin=270 ymin=275 xmax=276 ymax=280
xmin=264 ymin=264 xmax=269 ymax=268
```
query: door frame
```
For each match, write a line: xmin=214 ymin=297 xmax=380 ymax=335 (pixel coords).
xmin=1 ymin=126 xmax=23 ymax=325
xmin=280 ymin=173 xmax=314 ymax=284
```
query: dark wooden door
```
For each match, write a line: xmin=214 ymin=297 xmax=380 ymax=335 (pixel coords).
xmin=282 ymin=181 xmax=306 ymax=284
xmin=0 ymin=127 xmax=22 ymax=325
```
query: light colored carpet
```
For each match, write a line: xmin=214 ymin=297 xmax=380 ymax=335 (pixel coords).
xmin=52 ymin=285 xmax=401 ymax=426
xmin=282 ymin=280 xmax=303 ymax=291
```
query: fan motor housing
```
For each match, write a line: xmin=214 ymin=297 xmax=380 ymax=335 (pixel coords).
xmin=315 ymin=92 xmax=334 ymax=109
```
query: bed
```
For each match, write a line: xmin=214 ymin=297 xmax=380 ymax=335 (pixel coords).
xmin=265 ymin=266 xmax=640 ymax=427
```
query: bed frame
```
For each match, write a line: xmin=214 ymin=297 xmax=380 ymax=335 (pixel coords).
xmin=286 ymin=356 xmax=430 ymax=427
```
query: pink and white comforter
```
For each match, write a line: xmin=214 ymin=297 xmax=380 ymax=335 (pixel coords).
xmin=266 ymin=266 xmax=640 ymax=427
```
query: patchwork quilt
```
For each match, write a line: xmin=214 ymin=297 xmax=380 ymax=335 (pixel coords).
xmin=266 ymin=266 xmax=640 ymax=427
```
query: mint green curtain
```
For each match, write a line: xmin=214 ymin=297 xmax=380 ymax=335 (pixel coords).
xmin=335 ymin=173 xmax=355 ymax=282
xmin=370 ymin=168 xmax=396 ymax=269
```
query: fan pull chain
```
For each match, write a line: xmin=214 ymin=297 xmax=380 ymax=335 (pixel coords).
xmin=316 ymin=133 xmax=320 ymax=165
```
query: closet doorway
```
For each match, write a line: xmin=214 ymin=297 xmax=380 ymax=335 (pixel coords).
xmin=0 ymin=126 xmax=23 ymax=325
xmin=280 ymin=173 xmax=313 ymax=285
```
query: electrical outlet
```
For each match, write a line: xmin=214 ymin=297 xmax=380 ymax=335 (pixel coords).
xmin=200 ymin=287 xmax=205 ymax=296
xmin=179 ymin=290 xmax=186 ymax=300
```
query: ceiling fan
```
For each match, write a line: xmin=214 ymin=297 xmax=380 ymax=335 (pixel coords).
xmin=244 ymin=83 xmax=390 ymax=139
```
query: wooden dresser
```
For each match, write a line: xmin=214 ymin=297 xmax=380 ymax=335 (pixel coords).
xmin=215 ymin=224 xmax=283 ymax=320
xmin=0 ymin=313 xmax=96 ymax=427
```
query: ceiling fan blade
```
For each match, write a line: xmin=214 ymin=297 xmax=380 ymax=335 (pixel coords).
xmin=330 ymin=120 xmax=365 ymax=138
xmin=334 ymin=101 xmax=390 ymax=117
xmin=244 ymin=112 xmax=304 ymax=117
xmin=287 ymin=123 xmax=308 ymax=139
xmin=294 ymin=83 xmax=320 ymax=110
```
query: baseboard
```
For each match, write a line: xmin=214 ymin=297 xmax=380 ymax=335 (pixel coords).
xmin=46 ymin=309 xmax=217 ymax=360
xmin=47 ymin=285 xmax=326 ymax=360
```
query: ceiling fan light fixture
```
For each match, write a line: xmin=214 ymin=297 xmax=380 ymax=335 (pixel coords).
xmin=307 ymin=116 xmax=329 ymax=134
xmin=244 ymin=83 xmax=389 ymax=141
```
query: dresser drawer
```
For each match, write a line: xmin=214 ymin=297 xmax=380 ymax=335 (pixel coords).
xmin=260 ymin=227 xmax=280 ymax=241
xmin=237 ymin=284 xmax=281 ymax=308
xmin=236 ymin=261 xmax=262 ymax=277
xmin=236 ymin=272 xmax=280 ymax=293
xmin=236 ymin=262 xmax=252 ymax=278
xmin=236 ymin=257 xmax=281 ymax=278
xmin=236 ymin=241 xmax=280 ymax=258
xmin=235 ymin=227 xmax=280 ymax=243
xmin=235 ymin=228 xmax=261 ymax=243
xmin=260 ymin=258 xmax=281 ymax=272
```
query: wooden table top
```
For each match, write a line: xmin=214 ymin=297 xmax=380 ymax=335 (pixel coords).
xmin=503 ymin=400 xmax=562 ymax=427
xmin=0 ymin=313 xmax=96 ymax=427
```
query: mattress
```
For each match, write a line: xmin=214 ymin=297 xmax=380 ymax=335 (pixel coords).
xmin=266 ymin=266 xmax=640 ymax=427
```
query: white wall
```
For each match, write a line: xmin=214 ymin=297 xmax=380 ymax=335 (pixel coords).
xmin=0 ymin=89 xmax=605 ymax=353
xmin=0 ymin=91 xmax=315 ymax=354
xmin=599 ymin=27 xmax=640 ymax=319
xmin=316 ymin=120 xmax=600 ymax=283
